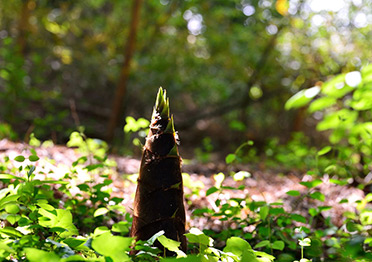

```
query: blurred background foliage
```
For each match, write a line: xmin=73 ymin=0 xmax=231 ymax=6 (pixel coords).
xmin=1 ymin=0 xmax=372 ymax=158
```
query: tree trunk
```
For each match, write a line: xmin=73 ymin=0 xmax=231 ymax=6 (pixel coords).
xmin=131 ymin=88 xmax=187 ymax=253
xmin=106 ymin=0 xmax=143 ymax=142
xmin=17 ymin=0 xmax=31 ymax=56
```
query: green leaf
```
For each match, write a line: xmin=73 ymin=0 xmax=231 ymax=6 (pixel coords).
xmin=299 ymin=238 xmax=311 ymax=247
xmin=360 ymin=210 xmax=372 ymax=225
xmin=92 ymin=232 xmax=133 ymax=262
xmin=329 ymin=178 xmax=348 ymax=186
xmin=185 ymin=228 xmax=213 ymax=247
xmin=161 ymin=255 xmax=201 ymax=262
xmin=93 ymin=226 xmax=110 ymax=237
xmin=308 ymin=208 xmax=318 ymax=217
xmin=308 ymin=96 xmax=337 ymax=113
xmin=318 ymin=205 xmax=331 ymax=213
xmin=317 ymin=146 xmax=331 ymax=156
xmin=321 ymin=74 xmax=353 ymax=98
xmin=0 ymin=174 xmax=26 ymax=181
xmin=269 ymin=207 xmax=285 ymax=215
xmin=158 ymin=235 xmax=181 ymax=252
xmin=254 ymin=240 xmax=270 ymax=248
xmin=225 ymin=154 xmax=236 ymax=164
xmin=5 ymin=203 xmax=19 ymax=214
xmin=0 ymin=227 xmax=23 ymax=238
xmin=63 ymin=238 xmax=86 ymax=249
xmin=14 ymin=155 xmax=25 ymax=162
xmin=362 ymin=63 xmax=372 ymax=79
xmin=224 ymin=237 xmax=259 ymax=262
xmin=253 ymin=251 xmax=275 ymax=261
xmin=316 ymin=109 xmax=358 ymax=131
xmin=6 ymin=214 xmax=21 ymax=225
xmin=147 ymin=230 xmax=165 ymax=245
xmin=206 ymin=186 xmax=219 ymax=196
xmin=260 ymin=205 xmax=269 ymax=221
xmin=286 ymin=190 xmax=300 ymax=196
xmin=25 ymin=248 xmax=60 ymax=262
xmin=271 ymin=240 xmax=285 ymax=250
xmin=112 ymin=221 xmax=129 ymax=234
xmin=94 ymin=207 xmax=109 ymax=217
xmin=38 ymin=208 xmax=78 ymax=237
xmin=213 ymin=172 xmax=225 ymax=188
xmin=0 ymin=194 xmax=20 ymax=209
xmin=29 ymin=155 xmax=40 ymax=162
xmin=37 ymin=202 xmax=55 ymax=211
xmin=285 ymin=87 xmax=320 ymax=110
xmin=233 ymin=171 xmax=251 ymax=181
xmin=310 ymin=191 xmax=325 ymax=202
xmin=290 ymin=214 xmax=307 ymax=223
xmin=324 ymin=165 xmax=337 ymax=174
xmin=300 ymin=179 xmax=322 ymax=189
xmin=0 ymin=240 xmax=13 ymax=253
xmin=61 ymin=255 xmax=86 ymax=261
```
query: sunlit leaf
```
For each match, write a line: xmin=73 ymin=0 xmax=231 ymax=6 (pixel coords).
xmin=361 ymin=64 xmax=372 ymax=83
xmin=285 ymin=87 xmax=319 ymax=110
xmin=185 ymin=228 xmax=213 ymax=247
xmin=317 ymin=146 xmax=331 ymax=156
xmin=310 ymin=191 xmax=325 ymax=202
xmin=224 ymin=237 xmax=259 ymax=262
xmin=225 ymin=154 xmax=236 ymax=164
xmin=214 ymin=172 xmax=225 ymax=188
xmin=300 ymin=179 xmax=322 ymax=188
xmin=321 ymin=74 xmax=353 ymax=98
xmin=94 ymin=207 xmax=109 ymax=217
xmin=298 ymin=238 xmax=311 ymax=247
xmin=112 ymin=221 xmax=129 ymax=234
xmin=286 ymin=190 xmax=300 ymax=196
xmin=158 ymin=235 xmax=181 ymax=252
xmin=25 ymin=248 xmax=60 ymax=262
xmin=38 ymin=209 xmax=78 ymax=237
xmin=14 ymin=155 xmax=25 ymax=162
xmin=309 ymin=96 xmax=337 ymax=113
xmin=5 ymin=203 xmax=19 ymax=214
xmin=233 ymin=171 xmax=251 ymax=181
xmin=29 ymin=155 xmax=39 ymax=162
xmin=309 ymin=208 xmax=318 ymax=217
xmin=92 ymin=232 xmax=133 ymax=262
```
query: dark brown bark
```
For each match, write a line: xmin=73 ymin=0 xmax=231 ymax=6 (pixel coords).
xmin=131 ymin=88 xmax=186 ymax=253
xmin=106 ymin=0 xmax=143 ymax=142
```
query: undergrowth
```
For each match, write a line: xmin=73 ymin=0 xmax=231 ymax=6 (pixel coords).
xmin=0 ymin=129 xmax=371 ymax=262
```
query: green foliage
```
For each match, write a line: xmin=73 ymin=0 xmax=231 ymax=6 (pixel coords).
xmin=286 ymin=66 xmax=372 ymax=180
xmin=192 ymin=170 xmax=372 ymax=261
xmin=123 ymin=116 xmax=150 ymax=155
xmin=1 ymin=129 xmax=372 ymax=261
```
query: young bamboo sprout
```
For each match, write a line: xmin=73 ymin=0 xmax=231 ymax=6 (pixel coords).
xmin=131 ymin=87 xmax=187 ymax=252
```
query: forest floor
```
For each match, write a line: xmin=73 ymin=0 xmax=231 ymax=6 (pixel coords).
xmin=0 ymin=139 xmax=365 ymax=233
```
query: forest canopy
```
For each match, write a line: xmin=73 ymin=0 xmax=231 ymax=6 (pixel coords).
xmin=1 ymin=0 xmax=371 ymax=152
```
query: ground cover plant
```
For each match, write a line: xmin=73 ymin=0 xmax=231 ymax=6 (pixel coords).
xmin=1 ymin=78 xmax=372 ymax=261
